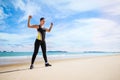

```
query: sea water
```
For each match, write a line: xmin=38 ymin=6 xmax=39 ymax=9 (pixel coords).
xmin=0 ymin=51 xmax=120 ymax=65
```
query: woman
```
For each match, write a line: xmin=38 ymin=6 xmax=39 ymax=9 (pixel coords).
xmin=27 ymin=15 xmax=53 ymax=69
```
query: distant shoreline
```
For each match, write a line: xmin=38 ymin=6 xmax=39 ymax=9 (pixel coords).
xmin=0 ymin=51 xmax=120 ymax=53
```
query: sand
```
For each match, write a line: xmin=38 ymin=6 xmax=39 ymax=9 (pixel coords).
xmin=0 ymin=55 xmax=120 ymax=80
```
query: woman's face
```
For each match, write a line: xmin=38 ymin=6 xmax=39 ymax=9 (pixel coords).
xmin=40 ymin=19 xmax=45 ymax=26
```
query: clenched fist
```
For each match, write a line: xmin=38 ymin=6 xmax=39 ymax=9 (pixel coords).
xmin=29 ymin=15 xmax=32 ymax=19
xmin=51 ymin=22 xmax=53 ymax=26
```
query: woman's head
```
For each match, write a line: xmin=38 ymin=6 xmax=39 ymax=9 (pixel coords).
xmin=40 ymin=17 xmax=45 ymax=26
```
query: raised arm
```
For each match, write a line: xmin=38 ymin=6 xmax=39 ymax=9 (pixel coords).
xmin=27 ymin=15 xmax=39 ymax=29
xmin=46 ymin=23 xmax=53 ymax=32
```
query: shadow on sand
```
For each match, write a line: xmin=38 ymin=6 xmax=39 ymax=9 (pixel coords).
xmin=0 ymin=66 xmax=45 ymax=74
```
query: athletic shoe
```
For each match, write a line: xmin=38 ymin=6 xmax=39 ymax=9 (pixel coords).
xmin=45 ymin=63 xmax=52 ymax=67
xmin=30 ymin=64 xmax=34 ymax=69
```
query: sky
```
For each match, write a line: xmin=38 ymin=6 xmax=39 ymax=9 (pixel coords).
xmin=0 ymin=0 xmax=120 ymax=52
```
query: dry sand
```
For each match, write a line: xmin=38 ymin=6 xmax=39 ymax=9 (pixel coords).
xmin=0 ymin=55 xmax=120 ymax=80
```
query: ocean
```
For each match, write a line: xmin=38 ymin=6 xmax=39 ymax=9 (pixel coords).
xmin=0 ymin=51 xmax=120 ymax=65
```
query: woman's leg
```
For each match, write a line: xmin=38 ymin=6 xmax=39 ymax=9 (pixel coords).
xmin=31 ymin=39 xmax=40 ymax=65
xmin=41 ymin=41 xmax=52 ymax=67
xmin=41 ymin=41 xmax=48 ymax=63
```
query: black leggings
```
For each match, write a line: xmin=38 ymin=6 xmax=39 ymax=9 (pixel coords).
xmin=31 ymin=39 xmax=48 ymax=65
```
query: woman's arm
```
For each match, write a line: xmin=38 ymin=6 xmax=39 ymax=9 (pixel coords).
xmin=46 ymin=23 xmax=53 ymax=32
xmin=27 ymin=15 xmax=39 ymax=29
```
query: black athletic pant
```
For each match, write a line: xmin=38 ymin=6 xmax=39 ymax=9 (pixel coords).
xmin=31 ymin=39 xmax=48 ymax=65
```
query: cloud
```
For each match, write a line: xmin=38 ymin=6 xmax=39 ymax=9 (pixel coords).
xmin=11 ymin=0 xmax=42 ymax=22
xmin=41 ymin=0 xmax=120 ymax=18
xmin=10 ymin=0 xmax=120 ymax=22
xmin=47 ymin=18 xmax=120 ymax=51
xmin=0 ymin=32 xmax=37 ymax=51
xmin=0 ymin=7 xmax=8 ymax=20
xmin=0 ymin=7 xmax=9 ymax=30
xmin=102 ymin=3 xmax=120 ymax=16
xmin=78 ymin=18 xmax=120 ymax=45
xmin=0 ymin=32 xmax=36 ymax=44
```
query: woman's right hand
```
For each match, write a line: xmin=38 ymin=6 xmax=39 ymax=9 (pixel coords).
xmin=29 ymin=15 xmax=32 ymax=19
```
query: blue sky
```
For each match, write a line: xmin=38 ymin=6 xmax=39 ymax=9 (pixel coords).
xmin=0 ymin=0 xmax=120 ymax=52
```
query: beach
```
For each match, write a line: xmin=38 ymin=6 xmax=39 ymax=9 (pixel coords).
xmin=0 ymin=54 xmax=120 ymax=80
